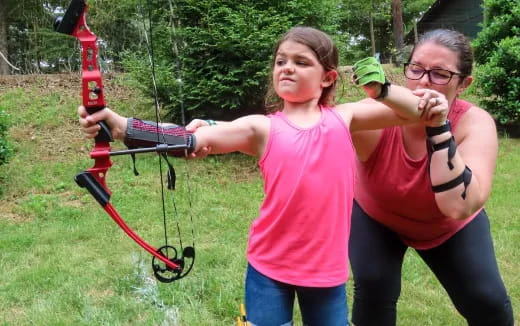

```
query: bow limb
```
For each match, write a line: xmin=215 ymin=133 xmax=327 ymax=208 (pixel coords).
xmin=74 ymin=167 xmax=186 ymax=274
xmin=54 ymin=0 xmax=112 ymax=143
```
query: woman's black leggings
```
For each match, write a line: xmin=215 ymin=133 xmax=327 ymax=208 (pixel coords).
xmin=349 ymin=201 xmax=514 ymax=326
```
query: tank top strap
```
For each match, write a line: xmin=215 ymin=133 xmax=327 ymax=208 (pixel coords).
xmin=447 ymin=99 xmax=473 ymax=132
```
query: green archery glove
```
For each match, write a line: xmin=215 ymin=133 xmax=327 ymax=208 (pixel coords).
xmin=352 ymin=57 xmax=386 ymax=85
xmin=352 ymin=57 xmax=391 ymax=99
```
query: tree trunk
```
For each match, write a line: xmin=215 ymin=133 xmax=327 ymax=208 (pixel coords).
xmin=391 ymin=0 xmax=404 ymax=65
xmin=0 ymin=0 xmax=10 ymax=75
xmin=369 ymin=14 xmax=376 ymax=57
xmin=414 ymin=18 xmax=418 ymax=43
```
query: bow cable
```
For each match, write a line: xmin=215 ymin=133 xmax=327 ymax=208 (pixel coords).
xmin=139 ymin=0 xmax=196 ymax=282
xmin=166 ymin=0 xmax=196 ymax=261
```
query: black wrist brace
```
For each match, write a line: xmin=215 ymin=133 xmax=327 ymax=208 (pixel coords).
xmin=374 ymin=80 xmax=391 ymax=100
xmin=426 ymin=120 xmax=472 ymax=199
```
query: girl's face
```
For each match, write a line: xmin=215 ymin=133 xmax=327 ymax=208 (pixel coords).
xmin=405 ymin=42 xmax=472 ymax=106
xmin=273 ymin=40 xmax=336 ymax=104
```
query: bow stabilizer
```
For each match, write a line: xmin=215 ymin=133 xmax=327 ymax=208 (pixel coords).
xmin=54 ymin=0 xmax=195 ymax=282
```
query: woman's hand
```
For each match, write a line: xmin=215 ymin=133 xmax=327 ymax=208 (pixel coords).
xmin=413 ymin=89 xmax=449 ymax=127
xmin=78 ymin=106 xmax=128 ymax=140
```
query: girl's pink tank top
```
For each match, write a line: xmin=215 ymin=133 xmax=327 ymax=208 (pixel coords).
xmin=248 ymin=107 xmax=356 ymax=287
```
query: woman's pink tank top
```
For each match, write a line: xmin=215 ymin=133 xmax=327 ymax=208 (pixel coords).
xmin=355 ymin=99 xmax=479 ymax=249
xmin=248 ymin=107 xmax=356 ymax=287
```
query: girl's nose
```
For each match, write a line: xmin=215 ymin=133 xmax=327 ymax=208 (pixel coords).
xmin=282 ymin=63 xmax=294 ymax=74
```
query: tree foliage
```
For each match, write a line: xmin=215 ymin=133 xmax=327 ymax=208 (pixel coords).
xmin=2 ymin=0 xmax=142 ymax=73
xmin=1 ymin=0 xmax=438 ymax=119
xmin=336 ymin=0 xmax=435 ymax=63
xmin=3 ymin=0 xmax=64 ymax=73
xmin=472 ymin=0 xmax=520 ymax=124
xmin=124 ymin=0 xmax=344 ymax=120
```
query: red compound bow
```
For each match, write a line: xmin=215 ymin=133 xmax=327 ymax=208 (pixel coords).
xmin=54 ymin=0 xmax=195 ymax=283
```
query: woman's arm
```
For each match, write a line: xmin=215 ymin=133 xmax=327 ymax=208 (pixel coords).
xmin=342 ymin=85 xmax=448 ymax=132
xmin=429 ymin=107 xmax=498 ymax=220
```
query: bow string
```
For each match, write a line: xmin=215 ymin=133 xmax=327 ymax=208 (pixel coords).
xmin=54 ymin=0 xmax=195 ymax=283
xmin=139 ymin=0 xmax=197 ymax=283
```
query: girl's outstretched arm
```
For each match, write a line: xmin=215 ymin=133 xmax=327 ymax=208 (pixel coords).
xmin=193 ymin=115 xmax=269 ymax=157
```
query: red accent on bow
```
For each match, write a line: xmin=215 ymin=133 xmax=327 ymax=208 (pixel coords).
xmin=55 ymin=0 xmax=186 ymax=276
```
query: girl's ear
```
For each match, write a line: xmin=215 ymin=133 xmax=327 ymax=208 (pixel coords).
xmin=322 ymin=70 xmax=338 ymax=88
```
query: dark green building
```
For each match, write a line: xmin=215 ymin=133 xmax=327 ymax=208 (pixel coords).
xmin=407 ymin=0 xmax=484 ymax=42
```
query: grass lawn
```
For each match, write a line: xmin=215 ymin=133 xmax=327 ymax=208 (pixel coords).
xmin=0 ymin=72 xmax=518 ymax=325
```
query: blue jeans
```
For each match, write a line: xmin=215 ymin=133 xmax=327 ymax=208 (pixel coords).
xmin=245 ymin=264 xmax=349 ymax=326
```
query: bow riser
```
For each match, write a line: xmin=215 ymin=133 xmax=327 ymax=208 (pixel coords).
xmin=54 ymin=1 xmax=105 ymax=111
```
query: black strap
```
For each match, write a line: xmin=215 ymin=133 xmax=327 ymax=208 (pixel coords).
xmin=429 ymin=136 xmax=457 ymax=170
xmin=130 ymin=153 xmax=140 ymax=176
xmin=374 ymin=80 xmax=391 ymax=100
xmin=426 ymin=120 xmax=451 ymax=137
xmin=431 ymin=166 xmax=473 ymax=199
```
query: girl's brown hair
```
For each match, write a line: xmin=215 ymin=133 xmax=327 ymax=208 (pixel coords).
xmin=265 ymin=27 xmax=339 ymax=112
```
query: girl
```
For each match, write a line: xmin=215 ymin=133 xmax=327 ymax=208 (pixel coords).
xmin=79 ymin=27 xmax=447 ymax=326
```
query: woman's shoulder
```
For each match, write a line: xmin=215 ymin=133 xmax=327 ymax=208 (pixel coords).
xmin=455 ymin=101 xmax=497 ymax=139
xmin=460 ymin=101 xmax=494 ymax=124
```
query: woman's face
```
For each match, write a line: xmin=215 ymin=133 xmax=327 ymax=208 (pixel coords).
xmin=405 ymin=41 xmax=472 ymax=106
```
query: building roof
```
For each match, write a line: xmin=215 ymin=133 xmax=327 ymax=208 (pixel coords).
xmin=406 ymin=0 xmax=483 ymax=43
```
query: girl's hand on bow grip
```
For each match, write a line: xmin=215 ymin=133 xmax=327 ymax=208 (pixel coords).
xmin=78 ymin=106 xmax=128 ymax=140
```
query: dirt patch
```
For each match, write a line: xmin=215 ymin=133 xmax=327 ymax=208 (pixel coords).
xmin=0 ymin=72 xmax=135 ymax=100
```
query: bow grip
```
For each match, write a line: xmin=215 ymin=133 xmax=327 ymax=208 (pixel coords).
xmin=86 ymin=106 xmax=114 ymax=143
xmin=94 ymin=120 xmax=114 ymax=143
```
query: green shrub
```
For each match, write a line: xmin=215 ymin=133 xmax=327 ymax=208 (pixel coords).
xmin=472 ymin=0 xmax=520 ymax=124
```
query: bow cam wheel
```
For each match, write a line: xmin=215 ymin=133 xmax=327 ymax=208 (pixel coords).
xmin=152 ymin=245 xmax=195 ymax=283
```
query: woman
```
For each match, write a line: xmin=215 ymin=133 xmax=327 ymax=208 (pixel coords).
xmin=349 ymin=29 xmax=514 ymax=325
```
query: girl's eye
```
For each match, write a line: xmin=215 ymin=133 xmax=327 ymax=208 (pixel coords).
xmin=296 ymin=61 xmax=308 ymax=66
xmin=276 ymin=59 xmax=286 ymax=66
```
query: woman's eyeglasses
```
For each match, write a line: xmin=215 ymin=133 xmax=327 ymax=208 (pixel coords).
xmin=404 ymin=63 xmax=462 ymax=85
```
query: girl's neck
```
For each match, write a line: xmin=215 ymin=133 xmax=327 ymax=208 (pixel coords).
xmin=282 ymin=100 xmax=322 ymax=128
xmin=282 ymin=98 xmax=321 ymax=113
